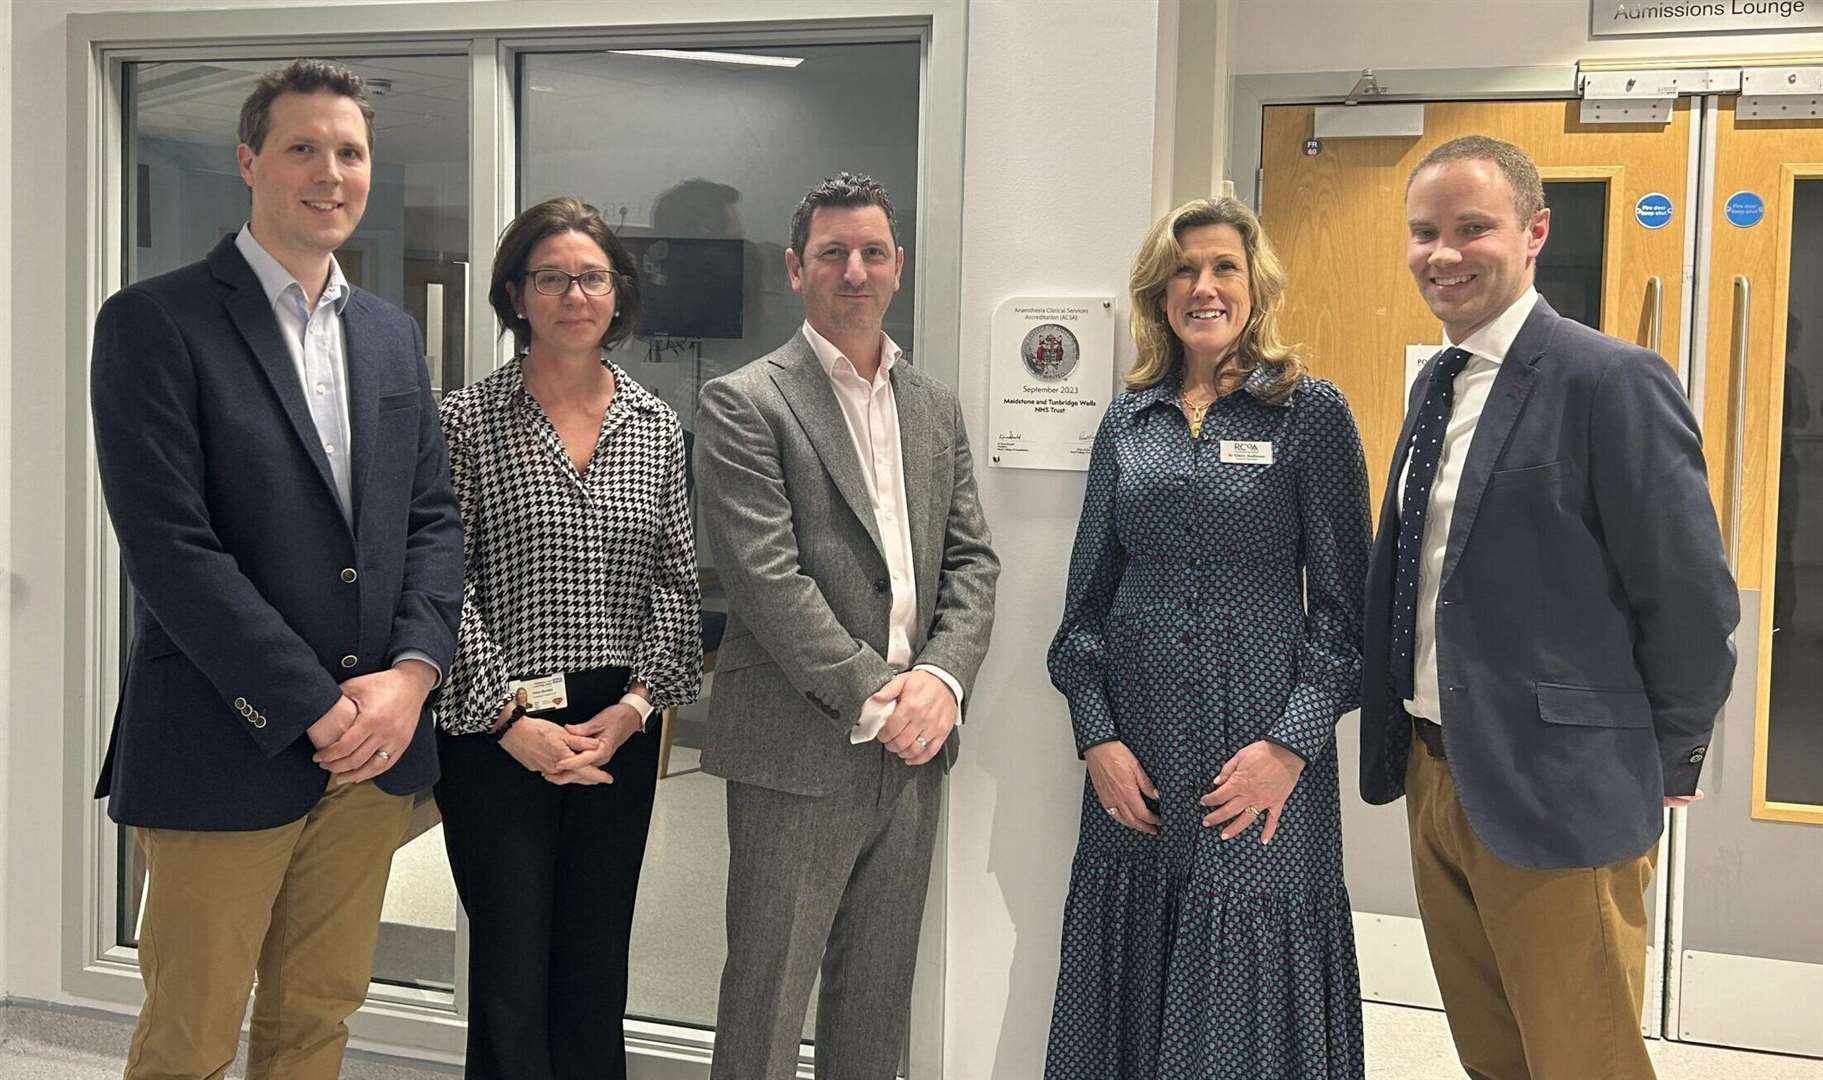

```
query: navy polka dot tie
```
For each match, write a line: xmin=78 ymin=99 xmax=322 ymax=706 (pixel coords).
xmin=1390 ymin=347 xmax=1473 ymax=700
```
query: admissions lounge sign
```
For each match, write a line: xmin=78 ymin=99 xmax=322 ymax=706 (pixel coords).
xmin=1594 ymin=1 xmax=1823 ymax=34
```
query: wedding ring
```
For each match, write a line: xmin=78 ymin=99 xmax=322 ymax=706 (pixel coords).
xmin=376 ymin=749 xmax=391 ymax=762
xmin=1245 ymin=805 xmax=1262 ymax=817
xmin=914 ymin=735 xmax=930 ymax=748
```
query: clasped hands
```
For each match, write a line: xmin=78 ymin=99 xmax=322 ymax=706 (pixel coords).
xmin=874 ymin=669 xmax=957 ymax=766
xmin=497 ymin=692 xmax=647 ymax=786
xmin=1086 ymin=738 xmax=1305 ymax=844
xmin=305 ymin=658 xmax=438 ymax=786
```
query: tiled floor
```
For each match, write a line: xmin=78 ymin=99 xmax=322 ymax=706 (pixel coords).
xmin=4 ymin=998 xmax=1820 ymax=1079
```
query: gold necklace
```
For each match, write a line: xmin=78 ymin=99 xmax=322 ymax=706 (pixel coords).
xmin=1180 ymin=393 xmax=1214 ymax=438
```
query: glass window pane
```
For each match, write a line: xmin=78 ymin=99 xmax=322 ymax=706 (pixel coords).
xmin=1536 ymin=180 xmax=1606 ymax=331
xmin=1768 ymin=179 xmax=1823 ymax=808
xmin=518 ymin=41 xmax=922 ymax=1038
xmin=115 ymin=55 xmax=471 ymax=995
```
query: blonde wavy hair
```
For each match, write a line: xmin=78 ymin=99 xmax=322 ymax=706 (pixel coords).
xmin=1126 ymin=197 xmax=1303 ymax=403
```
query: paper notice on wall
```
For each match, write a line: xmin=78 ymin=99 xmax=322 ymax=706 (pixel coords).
xmin=988 ymin=297 xmax=1116 ymax=471
xmin=1405 ymin=344 xmax=1441 ymax=403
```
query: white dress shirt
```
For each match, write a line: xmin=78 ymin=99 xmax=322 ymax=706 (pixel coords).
xmin=1400 ymin=286 xmax=1538 ymax=723
xmin=800 ymin=321 xmax=964 ymax=743
xmin=236 ymin=224 xmax=439 ymax=682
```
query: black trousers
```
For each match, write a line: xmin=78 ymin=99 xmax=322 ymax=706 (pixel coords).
xmin=435 ymin=668 xmax=659 ymax=1080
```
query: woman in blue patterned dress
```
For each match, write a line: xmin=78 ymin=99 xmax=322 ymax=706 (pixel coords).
xmin=1045 ymin=197 xmax=1369 ymax=1079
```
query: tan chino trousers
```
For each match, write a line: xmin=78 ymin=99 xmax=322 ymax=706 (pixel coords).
xmin=1406 ymin=731 xmax=1658 ymax=1080
xmin=124 ymin=779 xmax=412 ymax=1080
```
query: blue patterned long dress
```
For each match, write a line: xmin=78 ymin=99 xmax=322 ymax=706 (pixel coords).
xmin=1045 ymin=366 xmax=1370 ymax=1079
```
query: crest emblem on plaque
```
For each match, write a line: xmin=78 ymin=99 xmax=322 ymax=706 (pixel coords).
xmin=1020 ymin=323 xmax=1080 ymax=380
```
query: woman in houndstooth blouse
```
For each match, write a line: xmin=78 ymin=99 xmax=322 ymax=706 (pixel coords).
xmin=434 ymin=196 xmax=701 ymax=1080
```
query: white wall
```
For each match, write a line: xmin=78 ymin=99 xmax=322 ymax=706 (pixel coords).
xmin=1233 ymin=0 xmax=1823 ymax=74
xmin=946 ymin=3 xmax=1161 ymax=1076
xmin=0 ymin=0 xmax=15 ymax=1001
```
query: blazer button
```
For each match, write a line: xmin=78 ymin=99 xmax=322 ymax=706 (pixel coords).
xmin=340 ymin=568 xmax=358 ymax=583
xmin=251 ymin=714 xmax=267 ymax=729
xmin=238 ymin=703 xmax=253 ymax=716
xmin=233 ymin=696 xmax=248 ymax=710
xmin=341 ymin=654 xmax=359 ymax=669
xmin=874 ymin=579 xmax=890 ymax=593
xmin=1688 ymin=746 xmax=1707 ymax=765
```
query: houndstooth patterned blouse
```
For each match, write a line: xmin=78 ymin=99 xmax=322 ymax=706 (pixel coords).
xmin=435 ymin=356 xmax=702 ymax=735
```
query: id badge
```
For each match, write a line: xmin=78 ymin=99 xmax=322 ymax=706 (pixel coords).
xmin=507 ymin=672 xmax=569 ymax=712
xmin=1219 ymin=439 xmax=1273 ymax=465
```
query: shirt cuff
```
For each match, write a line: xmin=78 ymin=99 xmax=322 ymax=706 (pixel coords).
xmin=391 ymin=650 xmax=443 ymax=689
xmin=913 ymin=663 xmax=965 ymax=714
xmin=852 ymin=693 xmax=894 ymax=744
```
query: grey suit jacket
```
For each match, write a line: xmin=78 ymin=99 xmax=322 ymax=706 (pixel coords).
xmin=695 ymin=332 xmax=999 ymax=796
xmin=1360 ymin=297 xmax=1738 ymax=869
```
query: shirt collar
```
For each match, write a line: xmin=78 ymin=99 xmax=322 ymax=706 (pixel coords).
xmin=235 ymin=223 xmax=350 ymax=315
xmin=1444 ymin=285 xmax=1537 ymax=367
xmin=801 ymin=320 xmax=902 ymax=386
xmin=500 ymin=354 xmax=659 ymax=416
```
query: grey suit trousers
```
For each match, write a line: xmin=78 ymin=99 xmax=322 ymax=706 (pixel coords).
xmin=710 ymin=746 xmax=941 ymax=1080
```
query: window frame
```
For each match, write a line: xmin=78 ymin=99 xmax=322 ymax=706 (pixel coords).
xmin=63 ymin=2 xmax=966 ymax=1072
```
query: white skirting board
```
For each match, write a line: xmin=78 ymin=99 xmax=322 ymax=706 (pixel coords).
xmin=1353 ymin=912 xmax=1444 ymax=1010
xmin=1678 ymin=951 xmax=1823 ymax=1059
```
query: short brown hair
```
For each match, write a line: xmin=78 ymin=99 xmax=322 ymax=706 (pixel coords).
xmin=1126 ymin=197 xmax=1303 ymax=402
xmin=789 ymin=172 xmax=898 ymax=257
xmin=238 ymin=59 xmax=375 ymax=152
xmin=1408 ymin=135 xmax=1546 ymax=223
xmin=489 ymin=197 xmax=641 ymax=354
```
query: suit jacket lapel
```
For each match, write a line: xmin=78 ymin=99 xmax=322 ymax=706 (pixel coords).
xmin=343 ymin=292 xmax=380 ymax=532
xmin=893 ymin=365 xmax=937 ymax=607
xmin=1439 ymin=300 xmax=1551 ymax=589
xmin=213 ymin=239 xmax=343 ymax=515
xmin=771 ymin=334 xmax=886 ymax=558
xmin=1382 ymin=360 xmax=1432 ymax=526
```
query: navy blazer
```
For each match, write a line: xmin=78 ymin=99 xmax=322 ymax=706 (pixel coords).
xmin=91 ymin=235 xmax=464 ymax=831
xmin=1360 ymin=297 xmax=1738 ymax=870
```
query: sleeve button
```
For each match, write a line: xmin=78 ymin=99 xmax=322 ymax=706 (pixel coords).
xmin=340 ymin=654 xmax=359 ymax=669
xmin=340 ymin=568 xmax=358 ymax=583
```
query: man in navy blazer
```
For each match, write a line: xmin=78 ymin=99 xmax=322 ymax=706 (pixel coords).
xmin=1360 ymin=136 xmax=1737 ymax=1079
xmin=90 ymin=60 xmax=462 ymax=1080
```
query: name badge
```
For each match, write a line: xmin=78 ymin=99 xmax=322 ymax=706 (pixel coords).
xmin=507 ymin=672 xmax=569 ymax=712
xmin=1220 ymin=440 xmax=1273 ymax=465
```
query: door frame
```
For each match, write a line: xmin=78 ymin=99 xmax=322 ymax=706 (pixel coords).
xmin=1234 ymin=64 xmax=1707 ymax=1045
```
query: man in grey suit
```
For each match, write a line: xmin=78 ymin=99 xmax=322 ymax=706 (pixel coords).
xmin=1361 ymin=136 xmax=1737 ymax=1078
xmin=695 ymin=173 xmax=998 ymax=1079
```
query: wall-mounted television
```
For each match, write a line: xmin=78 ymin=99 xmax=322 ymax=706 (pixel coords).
xmin=622 ymin=236 xmax=745 ymax=340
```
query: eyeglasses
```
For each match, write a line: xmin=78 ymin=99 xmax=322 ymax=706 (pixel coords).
xmin=523 ymin=268 xmax=627 ymax=297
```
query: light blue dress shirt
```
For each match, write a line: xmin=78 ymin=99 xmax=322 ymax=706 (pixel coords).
xmin=234 ymin=225 xmax=356 ymax=522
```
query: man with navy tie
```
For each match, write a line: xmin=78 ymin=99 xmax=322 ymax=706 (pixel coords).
xmin=1359 ymin=135 xmax=1737 ymax=1079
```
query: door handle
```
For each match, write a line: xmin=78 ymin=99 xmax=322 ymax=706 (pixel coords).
xmin=1728 ymin=274 xmax=1751 ymax=573
xmin=425 ymin=282 xmax=445 ymax=397
xmin=1645 ymin=275 xmax=1663 ymax=355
